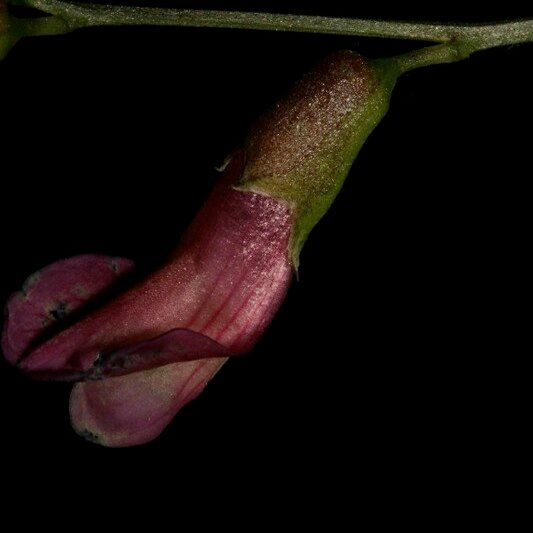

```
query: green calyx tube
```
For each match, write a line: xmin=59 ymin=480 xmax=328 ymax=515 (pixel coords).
xmin=237 ymin=51 xmax=400 ymax=269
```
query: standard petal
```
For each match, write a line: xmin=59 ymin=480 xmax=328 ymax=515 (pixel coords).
xmin=19 ymin=153 xmax=291 ymax=381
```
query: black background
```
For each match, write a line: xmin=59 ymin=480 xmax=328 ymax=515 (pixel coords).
xmin=1 ymin=1 xmax=530 ymax=510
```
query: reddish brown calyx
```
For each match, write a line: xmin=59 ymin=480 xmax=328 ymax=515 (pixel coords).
xmin=238 ymin=50 xmax=397 ymax=267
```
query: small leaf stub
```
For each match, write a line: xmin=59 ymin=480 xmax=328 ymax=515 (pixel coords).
xmin=0 ymin=1 xmax=8 ymax=40
xmin=237 ymin=50 xmax=398 ymax=268
xmin=0 ymin=0 xmax=16 ymax=61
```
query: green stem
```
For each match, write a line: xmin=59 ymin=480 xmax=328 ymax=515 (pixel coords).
xmin=386 ymin=41 xmax=478 ymax=75
xmin=15 ymin=0 xmax=533 ymax=50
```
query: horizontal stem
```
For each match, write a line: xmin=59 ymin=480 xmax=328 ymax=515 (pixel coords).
xmin=18 ymin=0 xmax=533 ymax=49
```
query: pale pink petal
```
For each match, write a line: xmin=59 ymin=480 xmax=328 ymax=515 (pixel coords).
xmin=70 ymin=358 xmax=226 ymax=447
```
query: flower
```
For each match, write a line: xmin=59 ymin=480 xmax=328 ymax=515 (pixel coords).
xmin=3 ymin=51 xmax=397 ymax=446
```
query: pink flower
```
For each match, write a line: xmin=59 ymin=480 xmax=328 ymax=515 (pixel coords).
xmin=3 ymin=51 xmax=395 ymax=446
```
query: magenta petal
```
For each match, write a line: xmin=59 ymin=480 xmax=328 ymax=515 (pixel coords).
xmin=2 ymin=255 xmax=134 ymax=364
xmin=19 ymin=153 xmax=291 ymax=384
xmin=70 ymin=359 xmax=226 ymax=447
xmin=86 ymin=327 xmax=231 ymax=379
